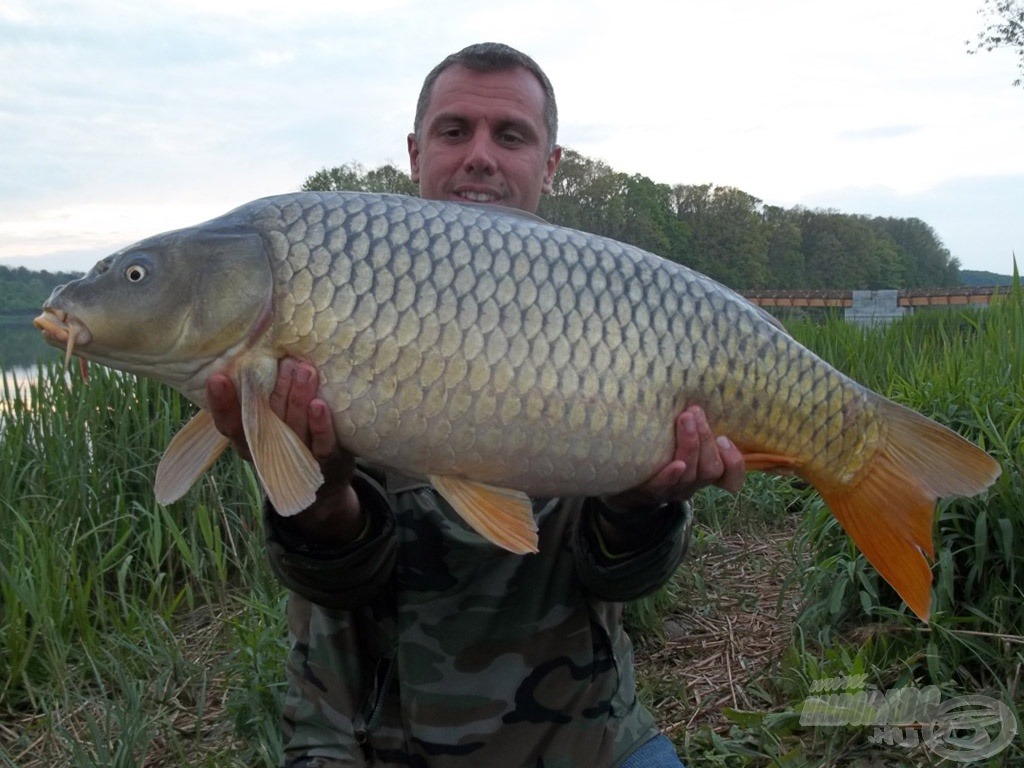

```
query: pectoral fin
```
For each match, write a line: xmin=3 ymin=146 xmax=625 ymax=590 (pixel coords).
xmin=155 ymin=409 xmax=230 ymax=504
xmin=429 ymin=475 xmax=539 ymax=554
xmin=240 ymin=368 xmax=324 ymax=515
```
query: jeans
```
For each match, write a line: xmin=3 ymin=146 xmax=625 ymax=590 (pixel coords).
xmin=620 ymin=734 xmax=684 ymax=767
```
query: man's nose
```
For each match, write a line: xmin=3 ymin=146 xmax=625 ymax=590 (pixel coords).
xmin=463 ymin=133 xmax=497 ymax=174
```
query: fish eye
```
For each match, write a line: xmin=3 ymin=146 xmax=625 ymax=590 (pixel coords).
xmin=125 ymin=263 xmax=148 ymax=283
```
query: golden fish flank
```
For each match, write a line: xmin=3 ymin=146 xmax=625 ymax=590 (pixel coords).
xmin=35 ymin=191 xmax=1000 ymax=622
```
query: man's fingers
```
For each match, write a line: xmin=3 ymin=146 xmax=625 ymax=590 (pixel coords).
xmin=268 ymin=359 xmax=320 ymax=445
xmin=268 ymin=358 xmax=297 ymax=417
xmin=694 ymin=413 xmax=724 ymax=482
xmin=288 ymin=363 xmax=319 ymax=415
xmin=308 ymin=399 xmax=339 ymax=462
xmin=676 ymin=405 xmax=745 ymax=496
xmin=716 ymin=436 xmax=746 ymax=494
xmin=207 ymin=374 xmax=237 ymax=428
xmin=206 ymin=359 xmax=340 ymax=470
xmin=284 ymin=364 xmax=318 ymax=442
xmin=206 ymin=373 xmax=251 ymax=460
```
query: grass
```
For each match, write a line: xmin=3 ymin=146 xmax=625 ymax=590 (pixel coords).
xmin=0 ymin=365 xmax=286 ymax=766
xmin=3 ymin=282 xmax=1022 ymax=766
xmin=648 ymin=285 xmax=1024 ymax=766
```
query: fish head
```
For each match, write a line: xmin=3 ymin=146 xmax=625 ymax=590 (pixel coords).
xmin=34 ymin=225 xmax=274 ymax=397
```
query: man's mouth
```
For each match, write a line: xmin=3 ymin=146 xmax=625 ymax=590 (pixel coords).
xmin=456 ymin=190 xmax=500 ymax=203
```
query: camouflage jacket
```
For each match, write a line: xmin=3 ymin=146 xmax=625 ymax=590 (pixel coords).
xmin=265 ymin=466 xmax=692 ymax=768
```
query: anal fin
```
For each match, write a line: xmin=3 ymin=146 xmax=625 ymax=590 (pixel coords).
xmin=741 ymin=452 xmax=803 ymax=474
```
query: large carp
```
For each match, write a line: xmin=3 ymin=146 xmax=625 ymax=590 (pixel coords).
xmin=35 ymin=191 xmax=1000 ymax=620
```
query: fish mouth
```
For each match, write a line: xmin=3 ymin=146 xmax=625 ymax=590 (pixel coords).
xmin=34 ymin=309 xmax=93 ymax=371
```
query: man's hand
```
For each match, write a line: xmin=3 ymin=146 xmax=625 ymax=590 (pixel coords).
xmin=606 ymin=405 xmax=745 ymax=511
xmin=206 ymin=358 xmax=364 ymax=545
xmin=597 ymin=405 xmax=745 ymax=550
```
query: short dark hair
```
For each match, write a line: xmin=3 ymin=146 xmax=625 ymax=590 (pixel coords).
xmin=413 ymin=42 xmax=559 ymax=153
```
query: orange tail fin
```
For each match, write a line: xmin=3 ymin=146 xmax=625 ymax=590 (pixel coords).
xmin=814 ymin=399 xmax=1001 ymax=622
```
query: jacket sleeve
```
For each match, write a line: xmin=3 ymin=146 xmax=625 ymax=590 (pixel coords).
xmin=572 ymin=497 xmax=693 ymax=602
xmin=264 ymin=469 xmax=398 ymax=609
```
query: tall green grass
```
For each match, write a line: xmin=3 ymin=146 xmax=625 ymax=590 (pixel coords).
xmin=712 ymin=288 xmax=1024 ymax=765
xmin=789 ymin=293 xmax=1023 ymax=628
xmin=0 ymin=365 xmax=285 ymax=765
xmin=3 ymin=284 xmax=1022 ymax=765
xmin=634 ymin=286 xmax=1023 ymax=765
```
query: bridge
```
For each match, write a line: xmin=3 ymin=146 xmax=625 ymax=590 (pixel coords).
xmin=739 ymin=285 xmax=1013 ymax=325
xmin=740 ymin=285 xmax=1012 ymax=309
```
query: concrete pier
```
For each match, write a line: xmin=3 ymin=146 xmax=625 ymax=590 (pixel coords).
xmin=845 ymin=290 xmax=907 ymax=326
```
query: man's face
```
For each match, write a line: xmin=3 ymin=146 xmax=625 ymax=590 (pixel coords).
xmin=408 ymin=65 xmax=561 ymax=214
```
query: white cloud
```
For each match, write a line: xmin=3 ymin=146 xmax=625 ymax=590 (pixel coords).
xmin=0 ymin=0 xmax=1021 ymax=276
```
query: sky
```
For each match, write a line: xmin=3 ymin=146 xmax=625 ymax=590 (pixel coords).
xmin=1 ymin=0 xmax=1022 ymax=278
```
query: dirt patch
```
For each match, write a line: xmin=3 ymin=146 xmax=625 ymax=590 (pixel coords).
xmin=635 ymin=516 xmax=804 ymax=736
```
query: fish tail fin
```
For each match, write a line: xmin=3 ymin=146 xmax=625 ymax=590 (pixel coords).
xmin=815 ymin=400 xmax=1001 ymax=623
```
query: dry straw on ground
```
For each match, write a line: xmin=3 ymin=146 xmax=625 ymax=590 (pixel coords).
xmin=4 ymin=519 xmax=801 ymax=765
xmin=635 ymin=520 xmax=802 ymax=736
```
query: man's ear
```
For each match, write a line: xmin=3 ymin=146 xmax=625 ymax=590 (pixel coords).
xmin=541 ymin=145 xmax=562 ymax=194
xmin=407 ymin=133 xmax=421 ymax=182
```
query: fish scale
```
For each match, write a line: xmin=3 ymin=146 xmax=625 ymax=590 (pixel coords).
xmin=36 ymin=190 xmax=1001 ymax=620
xmin=249 ymin=193 xmax=867 ymax=492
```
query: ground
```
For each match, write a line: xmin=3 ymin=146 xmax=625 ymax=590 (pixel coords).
xmin=633 ymin=514 xmax=803 ymax=738
xmin=3 ymin=514 xmax=803 ymax=766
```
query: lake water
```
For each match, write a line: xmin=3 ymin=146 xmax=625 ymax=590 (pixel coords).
xmin=2 ymin=315 xmax=55 ymax=369
xmin=2 ymin=365 xmax=36 ymax=393
xmin=1 ymin=313 xmax=61 ymax=407
xmin=1 ymin=367 xmax=39 ymax=426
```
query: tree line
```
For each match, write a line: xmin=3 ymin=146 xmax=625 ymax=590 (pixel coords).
xmin=0 ymin=266 xmax=83 ymax=315
xmin=0 ymin=149 xmax=969 ymax=309
xmin=302 ymin=150 xmax=963 ymax=290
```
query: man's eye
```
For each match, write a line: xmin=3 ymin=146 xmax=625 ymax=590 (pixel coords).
xmin=498 ymin=132 xmax=524 ymax=146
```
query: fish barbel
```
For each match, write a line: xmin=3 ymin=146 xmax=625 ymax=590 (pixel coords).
xmin=35 ymin=191 xmax=1000 ymax=620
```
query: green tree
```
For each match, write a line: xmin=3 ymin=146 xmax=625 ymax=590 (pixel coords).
xmin=796 ymin=211 xmax=922 ymax=289
xmin=872 ymin=217 xmax=960 ymax=287
xmin=540 ymin=149 xmax=627 ymax=234
xmin=798 ymin=212 xmax=869 ymax=289
xmin=0 ymin=265 xmax=83 ymax=315
xmin=541 ymin=152 xmax=693 ymax=268
xmin=301 ymin=162 xmax=418 ymax=194
xmin=968 ymin=0 xmax=1024 ymax=86
xmin=798 ymin=211 xmax=848 ymax=289
xmin=617 ymin=174 xmax=691 ymax=264
xmin=673 ymin=184 xmax=770 ymax=288
xmin=294 ymin=153 xmax=963 ymax=291
xmin=763 ymin=205 xmax=806 ymax=288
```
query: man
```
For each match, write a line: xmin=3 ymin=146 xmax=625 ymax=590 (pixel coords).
xmin=209 ymin=43 xmax=744 ymax=767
